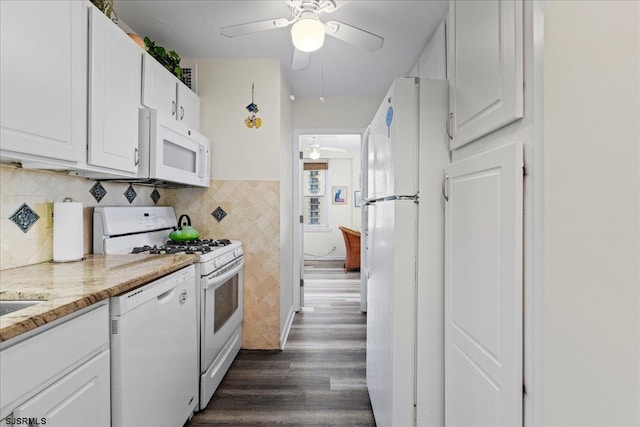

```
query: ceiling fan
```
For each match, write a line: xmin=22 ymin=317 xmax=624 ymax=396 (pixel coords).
xmin=220 ymin=0 xmax=384 ymax=71
xmin=308 ymin=137 xmax=348 ymax=159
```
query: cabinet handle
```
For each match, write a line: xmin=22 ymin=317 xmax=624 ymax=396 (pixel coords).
xmin=446 ymin=113 xmax=453 ymax=140
xmin=442 ymin=173 xmax=449 ymax=202
xmin=180 ymin=106 xmax=185 ymax=120
xmin=171 ymin=101 xmax=176 ymax=116
xmin=134 ymin=147 xmax=139 ymax=166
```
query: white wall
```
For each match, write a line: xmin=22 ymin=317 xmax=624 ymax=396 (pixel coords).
xmin=194 ymin=58 xmax=282 ymax=180
xmin=409 ymin=18 xmax=447 ymax=79
xmin=302 ymin=148 xmax=362 ymax=260
xmin=293 ymin=97 xmax=379 ymax=130
xmin=279 ymin=67 xmax=294 ymax=344
xmin=543 ymin=2 xmax=640 ymax=425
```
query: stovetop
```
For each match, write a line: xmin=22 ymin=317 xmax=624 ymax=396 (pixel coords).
xmin=131 ymin=239 xmax=233 ymax=255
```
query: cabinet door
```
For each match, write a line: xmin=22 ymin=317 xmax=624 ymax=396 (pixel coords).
xmin=448 ymin=0 xmax=523 ymax=149
xmin=142 ymin=53 xmax=178 ymax=118
xmin=0 ymin=0 xmax=86 ymax=164
xmin=444 ymin=141 xmax=523 ymax=426
xmin=13 ymin=351 xmax=110 ymax=427
xmin=177 ymin=81 xmax=201 ymax=130
xmin=88 ymin=5 xmax=141 ymax=173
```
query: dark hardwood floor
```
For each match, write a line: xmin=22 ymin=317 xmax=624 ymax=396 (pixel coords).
xmin=188 ymin=264 xmax=375 ymax=426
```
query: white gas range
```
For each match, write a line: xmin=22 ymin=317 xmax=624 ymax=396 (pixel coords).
xmin=93 ymin=206 xmax=244 ymax=411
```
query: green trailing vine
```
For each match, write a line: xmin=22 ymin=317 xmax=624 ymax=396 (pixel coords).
xmin=143 ymin=37 xmax=183 ymax=80
xmin=91 ymin=0 xmax=115 ymax=19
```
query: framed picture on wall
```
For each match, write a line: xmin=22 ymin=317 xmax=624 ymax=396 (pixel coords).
xmin=354 ymin=190 xmax=362 ymax=208
xmin=332 ymin=186 xmax=347 ymax=205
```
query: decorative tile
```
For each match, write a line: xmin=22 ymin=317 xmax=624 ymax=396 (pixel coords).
xmin=89 ymin=182 xmax=107 ymax=203
xmin=212 ymin=206 xmax=227 ymax=222
xmin=9 ymin=203 xmax=40 ymax=233
xmin=124 ymin=185 xmax=137 ymax=204
xmin=150 ymin=189 xmax=161 ymax=205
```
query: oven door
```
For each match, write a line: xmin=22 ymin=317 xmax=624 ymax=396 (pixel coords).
xmin=148 ymin=109 xmax=210 ymax=187
xmin=201 ymin=256 xmax=244 ymax=371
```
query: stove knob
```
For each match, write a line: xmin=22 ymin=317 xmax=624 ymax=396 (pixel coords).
xmin=234 ymin=249 xmax=243 ymax=257
xmin=213 ymin=259 xmax=220 ymax=268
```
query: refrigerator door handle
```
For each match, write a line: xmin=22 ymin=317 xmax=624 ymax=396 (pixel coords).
xmin=361 ymin=126 xmax=371 ymax=200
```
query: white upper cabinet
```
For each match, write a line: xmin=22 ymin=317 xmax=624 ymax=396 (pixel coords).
xmin=447 ymin=0 xmax=523 ymax=149
xmin=88 ymin=4 xmax=142 ymax=174
xmin=142 ymin=54 xmax=201 ymax=130
xmin=0 ymin=0 xmax=86 ymax=166
xmin=177 ymin=81 xmax=201 ymax=130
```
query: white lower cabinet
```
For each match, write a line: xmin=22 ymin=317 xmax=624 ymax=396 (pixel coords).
xmin=13 ymin=351 xmax=110 ymax=427
xmin=0 ymin=303 xmax=110 ymax=426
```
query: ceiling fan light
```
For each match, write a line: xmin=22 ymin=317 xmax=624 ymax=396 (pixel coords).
xmin=291 ymin=13 xmax=325 ymax=52
xmin=309 ymin=148 xmax=321 ymax=160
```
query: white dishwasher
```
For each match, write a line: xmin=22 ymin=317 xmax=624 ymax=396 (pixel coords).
xmin=110 ymin=265 xmax=198 ymax=427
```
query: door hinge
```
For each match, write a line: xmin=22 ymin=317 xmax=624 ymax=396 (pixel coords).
xmin=299 ymin=215 xmax=304 ymax=224
xmin=523 ymin=164 xmax=527 ymax=176
xmin=300 ymin=278 xmax=304 ymax=287
xmin=442 ymin=173 xmax=449 ymax=202
xmin=523 ymin=384 xmax=527 ymax=395
xmin=299 ymin=151 xmax=304 ymax=160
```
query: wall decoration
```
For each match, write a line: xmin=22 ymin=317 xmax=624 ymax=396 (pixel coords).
xmin=89 ymin=182 xmax=107 ymax=203
xmin=124 ymin=185 xmax=137 ymax=204
xmin=211 ymin=206 xmax=227 ymax=222
xmin=354 ymin=190 xmax=362 ymax=208
xmin=150 ymin=189 xmax=161 ymax=205
xmin=332 ymin=186 xmax=347 ymax=205
xmin=244 ymin=82 xmax=262 ymax=129
xmin=9 ymin=203 xmax=40 ymax=233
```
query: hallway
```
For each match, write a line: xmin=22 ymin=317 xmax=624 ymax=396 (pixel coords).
xmin=188 ymin=265 xmax=375 ymax=426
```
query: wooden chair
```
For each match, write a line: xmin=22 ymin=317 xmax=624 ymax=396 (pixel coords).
xmin=338 ymin=226 xmax=361 ymax=272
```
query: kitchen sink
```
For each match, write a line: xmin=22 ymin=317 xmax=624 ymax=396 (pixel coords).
xmin=0 ymin=300 xmax=42 ymax=317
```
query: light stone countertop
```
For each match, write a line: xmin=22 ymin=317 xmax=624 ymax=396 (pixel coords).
xmin=0 ymin=254 xmax=198 ymax=343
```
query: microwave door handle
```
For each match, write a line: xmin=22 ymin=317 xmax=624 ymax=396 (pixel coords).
xmin=199 ymin=146 xmax=206 ymax=178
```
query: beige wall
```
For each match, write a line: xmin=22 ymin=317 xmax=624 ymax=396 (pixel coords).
xmin=195 ymin=58 xmax=282 ymax=181
xmin=0 ymin=165 xmax=176 ymax=270
xmin=543 ymin=2 xmax=640 ymax=425
xmin=184 ymin=57 xmax=291 ymax=349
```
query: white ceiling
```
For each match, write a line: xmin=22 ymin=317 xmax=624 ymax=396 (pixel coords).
xmin=300 ymin=134 xmax=361 ymax=152
xmin=115 ymin=0 xmax=448 ymax=98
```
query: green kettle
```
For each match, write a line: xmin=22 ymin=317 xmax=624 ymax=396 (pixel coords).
xmin=169 ymin=214 xmax=200 ymax=242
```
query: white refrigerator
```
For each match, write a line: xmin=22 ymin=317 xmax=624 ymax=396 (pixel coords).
xmin=363 ymin=77 xmax=449 ymax=427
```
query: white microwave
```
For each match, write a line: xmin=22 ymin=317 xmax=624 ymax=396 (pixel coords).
xmin=137 ymin=109 xmax=210 ymax=187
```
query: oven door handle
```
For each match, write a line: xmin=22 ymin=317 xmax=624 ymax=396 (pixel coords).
xmin=203 ymin=258 xmax=244 ymax=290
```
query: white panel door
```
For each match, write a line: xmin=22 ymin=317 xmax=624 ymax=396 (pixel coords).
xmin=13 ymin=351 xmax=110 ymax=427
xmin=0 ymin=0 xmax=86 ymax=163
xmin=88 ymin=5 xmax=141 ymax=173
xmin=448 ymin=0 xmax=523 ymax=149
xmin=177 ymin=81 xmax=201 ymax=131
xmin=142 ymin=53 xmax=178 ymax=118
xmin=444 ymin=141 xmax=523 ymax=426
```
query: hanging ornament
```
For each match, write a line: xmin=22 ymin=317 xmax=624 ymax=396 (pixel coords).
xmin=245 ymin=83 xmax=262 ymax=129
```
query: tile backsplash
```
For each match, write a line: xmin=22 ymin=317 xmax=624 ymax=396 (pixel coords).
xmin=173 ymin=180 xmax=281 ymax=350
xmin=0 ymin=166 xmax=281 ymax=350
xmin=0 ymin=164 xmax=176 ymax=270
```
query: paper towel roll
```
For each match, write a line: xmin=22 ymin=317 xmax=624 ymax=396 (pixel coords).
xmin=53 ymin=200 xmax=84 ymax=262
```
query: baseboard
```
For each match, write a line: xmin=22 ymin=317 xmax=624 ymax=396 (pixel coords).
xmin=280 ymin=306 xmax=295 ymax=350
xmin=304 ymin=255 xmax=344 ymax=261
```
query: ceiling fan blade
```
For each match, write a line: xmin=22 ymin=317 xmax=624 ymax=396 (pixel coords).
xmin=320 ymin=147 xmax=348 ymax=153
xmin=220 ymin=18 xmax=291 ymax=38
xmin=324 ymin=20 xmax=384 ymax=52
xmin=292 ymin=49 xmax=310 ymax=71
